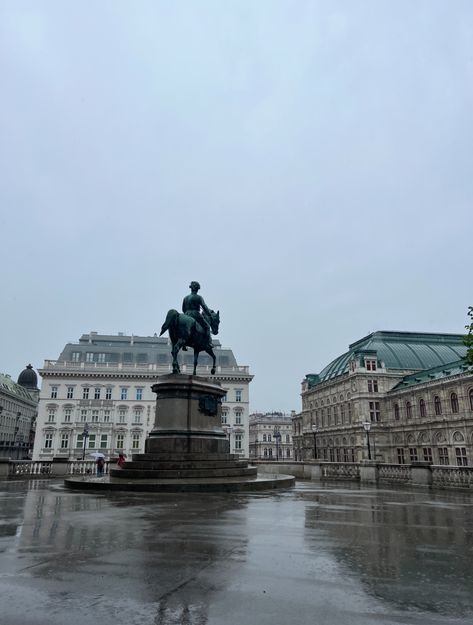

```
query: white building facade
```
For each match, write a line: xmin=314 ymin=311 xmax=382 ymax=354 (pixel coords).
xmin=33 ymin=333 xmax=253 ymax=461
xmin=249 ymin=412 xmax=294 ymax=461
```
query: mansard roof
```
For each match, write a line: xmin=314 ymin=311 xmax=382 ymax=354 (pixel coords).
xmin=306 ymin=331 xmax=467 ymax=387
xmin=390 ymin=359 xmax=472 ymax=391
xmin=0 ymin=373 xmax=37 ymax=403
xmin=56 ymin=332 xmax=239 ymax=367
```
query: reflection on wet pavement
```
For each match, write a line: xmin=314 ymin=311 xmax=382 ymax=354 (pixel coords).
xmin=0 ymin=479 xmax=472 ymax=625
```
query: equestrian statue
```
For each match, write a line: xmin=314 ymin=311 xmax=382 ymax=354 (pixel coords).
xmin=159 ymin=281 xmax=220 ymax=375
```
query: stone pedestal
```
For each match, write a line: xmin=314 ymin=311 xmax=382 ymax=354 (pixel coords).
xmin=146 ymin=374 xmax=227 ymax=455
xmin=65 ymin=373 xmax=295 ymax=492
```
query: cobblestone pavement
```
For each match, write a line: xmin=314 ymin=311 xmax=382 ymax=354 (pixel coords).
xmin=0 ymin=479 xmax=472 ymax=625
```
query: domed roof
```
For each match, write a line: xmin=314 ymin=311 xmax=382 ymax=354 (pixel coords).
xmin=308 ymin=331 xmax=467 ymax=387
xmin=17 ymin=364 xmax=38 ymax=389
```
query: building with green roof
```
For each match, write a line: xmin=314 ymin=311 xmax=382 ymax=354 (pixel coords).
xmin=0 ymin=365 xmax=39 ymax=459
xmin=294 ymin=331 xmax=473 ymax=467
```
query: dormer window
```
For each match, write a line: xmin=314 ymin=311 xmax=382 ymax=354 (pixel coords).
xmin=365 ymin=359 xmax=377 ymax=371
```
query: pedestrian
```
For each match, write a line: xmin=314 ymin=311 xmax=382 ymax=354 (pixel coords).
xmin=96 ymin=456 xmax=105 ymax=476
xmin=117 ymin=452 xmax=126 ymax=468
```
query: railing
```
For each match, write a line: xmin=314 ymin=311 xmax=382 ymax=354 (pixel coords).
xmin=67 ymin=460 xmax=110 ymax=475
xmin=431 ymin=466 xmax=473 ymax=489
xmin=42 ymin=361 xmax=250 ymax=374
xmin=8 ymin=460 xmax=52 ymax=477
xmin=320 ymin=462 xmax=360 ymax=480
xmin=378 ymin=464 xmax=412 ymax=483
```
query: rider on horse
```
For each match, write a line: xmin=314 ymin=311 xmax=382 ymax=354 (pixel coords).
xmin=182 ymin=281 xmax=212 ymax=348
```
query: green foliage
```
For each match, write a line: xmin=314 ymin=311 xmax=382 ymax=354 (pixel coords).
xmin=464 ymin=306 xmax=473 ymax=366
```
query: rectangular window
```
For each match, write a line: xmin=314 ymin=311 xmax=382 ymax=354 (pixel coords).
xmin=132 ymin=434 xmax=140 ymax=449
xmin=422 ymin=447 xmax=433 ymax=463
xmin=82 ymin=387 xmax=89 ymax=400
xmin=44 ymin=433 xmax=53 ymax=449
xmin=116 ymin=434 xmax=124 ymax=449
xmin=80 ymin=409 xmax=87 ymax=422
xmin=136 ymin=388 xmax=143 ymax=401
xmin=88 ymin=434 xmax=96 ymax=449
xmin=397 ymin=448 xmax=405 ymax=464
xmin=67 ymin=386 xmax=74 ymax=399
xmin=76 ymin=434 xmax=84 ymax=448
xmin=64 ymin=409 xmax=72 ymax=423
xmin=50 ymin=386 xmax=58 ymax=399
xmin=91 ymin=410 xmax=99 ymax=423
xmin=100 ymin=434 xmax=108 ymax=449
xmin=221 ymin=412 xmax=227 ymax=425
xmin=369 ymin=401 xmax=380 ymax=422
xmin=235 ymin=413 xmax=242 ymax=425
xmin=94 ymin=388 xmax=101 ymax=400
xmin=86 ymin=352 xmax=94 ymax=362
xmin=222 ymin=391 xmax=228 ymax=402
xmin=61 ymin=434 xmax=69 ymax=449
xmin=456 ymin=447 xmax=468 ymax=466
xmin=235 ymin=390 xmax=242 ymax=402
xmin=133 ymin=409 xmax=142 ymax=424
xmin=409 ymin=447 xmax=418 ymax=462
xmin=365 ymin=359 xmax=377 ymax=371
xmin=438 ymin=447 xmax=449 ymax=465
xmin=97 ymin=353 xmax=106 ymax=363
xmin=367 ymin=379 xmax=378 ymax=393
xmin=119 ymin=409 xmax=126 ymax=424
xmin=105 ymin=387 xmax=112 ymax=400
xmin=48 ymin=409 xmax=56 ymax=423
xmin=103 ymin=410 xmax=110 ymax=423
xmin=235 ymin=435 xmax=242 ymax=450
xmin=120 ymin=388 xmax=128 ymax=400
xmin=71 ymin=352 xmax=81 ymax=362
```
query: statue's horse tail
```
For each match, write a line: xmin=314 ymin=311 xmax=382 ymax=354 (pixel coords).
xmin=159 ymin=309 xmax=179 ymax=337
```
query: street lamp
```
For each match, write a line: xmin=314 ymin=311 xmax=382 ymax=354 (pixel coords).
xmin=82 ymin=423 xmax=89 ymax=460
xmin=273 ymin=428 xmax=281 ymax=461
xmin=311 ymin=424 xmax=318 ymax=460
xmin=362 ymin=421 xmax=372 ymax=460
xmin=226 ymin=426 xmax=233 ymax=452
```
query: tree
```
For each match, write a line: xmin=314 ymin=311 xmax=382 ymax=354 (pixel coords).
xmin=464 ymin=306 xmax=473 ymax=366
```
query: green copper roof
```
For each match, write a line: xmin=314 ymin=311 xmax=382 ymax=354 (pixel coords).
xmin=0 ymin=373 xmax=36 ymax=402
xmin=391 ymin=360 xmax=472 ymax=390
xmin=307 ymin=331 xmax=467 ymax=387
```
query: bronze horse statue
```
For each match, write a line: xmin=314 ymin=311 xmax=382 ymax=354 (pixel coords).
xmin=159 ymin=309 xmax=220 ymax=375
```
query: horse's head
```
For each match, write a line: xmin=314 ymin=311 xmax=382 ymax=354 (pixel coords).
xmin=208 ymin=309 xmax=220 ymax=335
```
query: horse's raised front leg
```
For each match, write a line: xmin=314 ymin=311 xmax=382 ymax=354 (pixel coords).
xmin=205 ymin=347 xmax=217 ymax=375
xmin=193 ymin=349 xmax=199 ymax=376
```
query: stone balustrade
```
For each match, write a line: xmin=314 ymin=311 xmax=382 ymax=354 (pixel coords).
xmin=256 ymin=460 xmax=473 ymax=490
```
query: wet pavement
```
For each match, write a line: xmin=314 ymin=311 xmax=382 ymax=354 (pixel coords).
xmin=0 ymin=479 xmax=472 ymax=625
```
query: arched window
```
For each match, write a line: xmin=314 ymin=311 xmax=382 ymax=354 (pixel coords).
xmin=394 ymin=404 xmax=400 ymax=420
xmin=450 ymin=392 xmax=459 ymax=414
xmin=434 ymin=396 xmax=442 ymax=415
xmin=262 ymin=434 xmax=266 ymax=442
xmin=340 ymin=404 xmax=345 ymax=423
xmin=263 ymin=448 xmax=268 ymax=457
xmin=406 ymin=402 xmax=412 ymax=419
xmin=470 ymin=389 xmax=473 ymax=410
xmin=419 ymin=399 xmax=426 ymax=418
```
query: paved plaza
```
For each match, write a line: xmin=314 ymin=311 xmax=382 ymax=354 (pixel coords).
xmin=0 ymin=479 xmax=472 ymax=625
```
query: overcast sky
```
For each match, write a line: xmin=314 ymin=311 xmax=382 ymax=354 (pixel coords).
xmin=1 ymin=1 xmax=471 ymax=412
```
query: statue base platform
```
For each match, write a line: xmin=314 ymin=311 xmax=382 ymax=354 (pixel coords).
xmin=64 ymin=374 xmax=294 ymax=493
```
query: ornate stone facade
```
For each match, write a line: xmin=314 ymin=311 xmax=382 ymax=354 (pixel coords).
xmin=295 ymin=331 xmax=472 ymax=465
xmin=0 ymin=365 xmax=39 ymax=459
xmin=249 ymin=412 xmax=294 ymax=460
